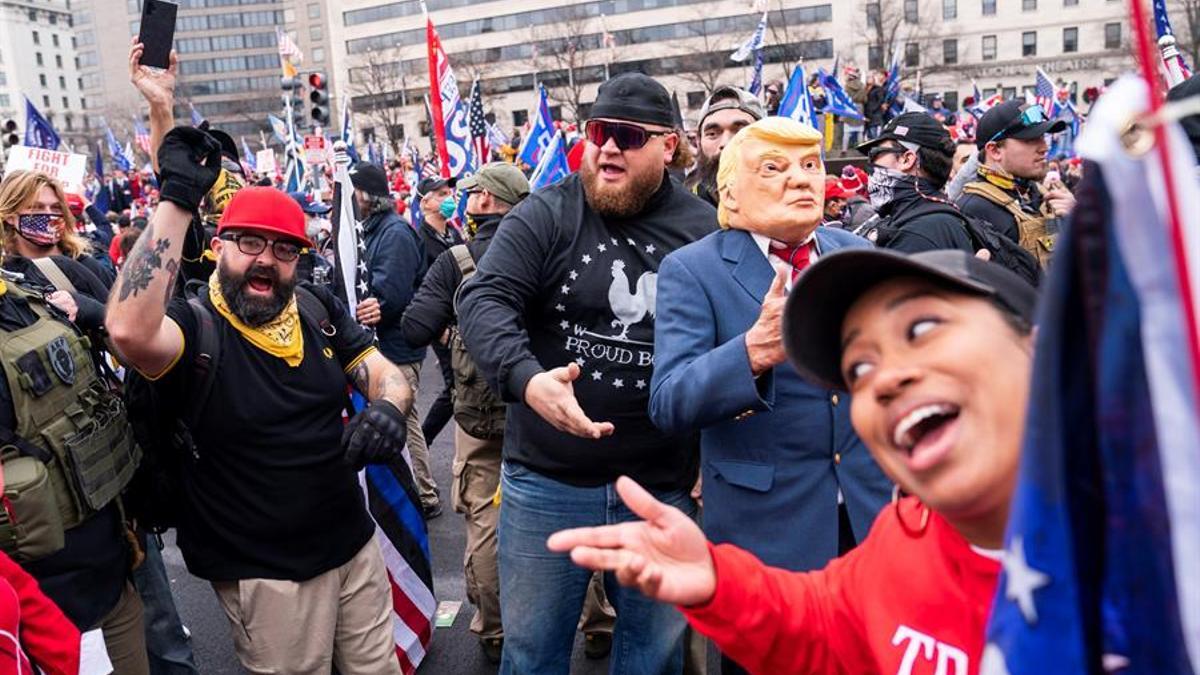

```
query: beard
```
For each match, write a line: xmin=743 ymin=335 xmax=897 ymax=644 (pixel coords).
xmin=581 ymin=160 xmax=664 ymax=218
xmin=217 ymin=260 xmax=295 ymax=327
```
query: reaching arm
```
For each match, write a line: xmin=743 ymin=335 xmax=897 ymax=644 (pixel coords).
xmin=129 ymin=38 xmax=178 ymax=175
xmin=106 ymin=128 xmax=222 ymax=376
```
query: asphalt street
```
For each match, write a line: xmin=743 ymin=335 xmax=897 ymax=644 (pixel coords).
xmin=161 ymin=353 xmax=616 ymax=674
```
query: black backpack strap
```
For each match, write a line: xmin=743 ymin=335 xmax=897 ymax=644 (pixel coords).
xmin=182 ymin=297 xmax=221 ymax=432
xmin=294 ymin=285 xmax=334 ymax=338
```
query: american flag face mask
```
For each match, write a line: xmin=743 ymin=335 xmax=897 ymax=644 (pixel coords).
xmin=16 ymin=213 xmax=63 ymax=247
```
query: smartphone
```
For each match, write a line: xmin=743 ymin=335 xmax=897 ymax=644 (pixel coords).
xmin=1045 ymin=170 xmax=1061 ymax=186
xmin=137 ymin=0 xmax=178 ymax=69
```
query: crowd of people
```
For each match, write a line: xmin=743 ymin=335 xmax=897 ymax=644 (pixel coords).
xmin=0 ymin=31 xmax=1195 ymax=675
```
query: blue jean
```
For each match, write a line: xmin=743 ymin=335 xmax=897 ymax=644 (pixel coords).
xmin=133 ymin=534 xmax=199 ymax=675
xmin=498 ymin=461 xmax=693 ymax=675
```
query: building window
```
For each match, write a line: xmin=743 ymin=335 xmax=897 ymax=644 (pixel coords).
xmin=943 ymin=38 xmax=958 ymax=64
xmin=686 ymin=91 xmax=705 ymax=108
xmin=283 ymin=8 xmax=296 ymax=22
xmin=39 ymin=74 xmax=47 ymax=87
xmin=308 ymin=3 xmax=320 ymax=19
xmin=310 ymin=25 xmax=323 ymax=41
xmin=1003 ymin=87 xmax=1017 ymax=99
xmin=55 ymin=54 xmax=62 ymax=68
xmin=943 ymin=0 xmax=957 ymax=19
xmin=866 ymin=2 xmax=880 ymax=29
xmin=982 ymin=0 xmax=996 ymax=15
xmin=1023 ymin=31 xmax=1037 ymax=56
xmin=904 ymin=0 xmax=918 ymax=22
xmin=905 ymin=42 xmax=919 ymax=67
xmin=58 ymin=75 xmax=65 ymax=89
xmin=1105 ymin=22 xmax=1121 ymax=49
xmin=1063 ymin=27 xmax=1078 ymax=52
xmin=982 ymin=34 xmax=997 ymax=60
xmin=81 ymin=97 xmax=87 ymax=110
xmin=32 ymin=31 xmax=40 ymax=45
xmin=51 ymin=34 xmax=59 ymax=47
xmin=943 ymin=91 xmax=958 ymax=110
xmin=48 ymin=13 xmax=56 ymax=25
xmin=1023 ymin=0 xmax=1036 ymax=9
xmin=36 ymin=52 xmax=43 ymax=66
xmin=512 ymin=109 xmax=528 ymax=128
xmin=61 ymin=96 xmax=68 ymax=109
xmin=312 ymin=47 xmax=325 ymax=63
xmin=1064 ymin=0 xmax=1078 ymax=5
xmin=42 ymin=95 xmax=50 ymax=108
xmin=868 ymin=44 xmax=883 ymax=70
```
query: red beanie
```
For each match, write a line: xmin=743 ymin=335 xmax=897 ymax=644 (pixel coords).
xmin=217 ymin=187 xmax=311 ymax=247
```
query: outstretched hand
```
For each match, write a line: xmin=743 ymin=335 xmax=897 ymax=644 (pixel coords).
xmin=547 ymin=477 xmax=716 ymax=607
xmin=524 ymin=362 xmax=615 ymax=439
xmin=129 ymin=37 xmax=177 ymax=109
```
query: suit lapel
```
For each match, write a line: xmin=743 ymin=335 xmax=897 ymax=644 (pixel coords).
xmin=721 ymin=229 xmax=774 ymax=303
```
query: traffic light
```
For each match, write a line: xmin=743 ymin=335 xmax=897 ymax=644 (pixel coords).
xmin=2 ymin=119 xmax=18 ymax=148
xmin=309 ymin=72 xmax=330 ymax=126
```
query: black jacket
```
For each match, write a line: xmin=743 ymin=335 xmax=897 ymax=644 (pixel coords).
xmin=876 ymin=189 xmax=975 ymax=255
xmin=865 ymin=86 xmax=888 ymax=126
xmin=401 ymin=213 xmax=503 ymax=348
xmin=957 ymin=175 xmax=1047 ymax=245
xmin=361 ymin=209 xmax=427 ymax=364
xmin=458 ymin=173 xmax=717 ymax=490
xmin=418 ymin=221 xmax=464 ymax=273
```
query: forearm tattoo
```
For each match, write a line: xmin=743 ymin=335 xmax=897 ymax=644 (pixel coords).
xmin=378 ymin=370 xmax=412 ymax=413
xmin=117 ymin=223 xmax=174 ymax=302
xmin=350 ymin=361 xmax=370 ymax=395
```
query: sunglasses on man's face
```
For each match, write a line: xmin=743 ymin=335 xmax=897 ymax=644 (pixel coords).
xmin=988 ymin=104 xmax=1048 ymax=143
xmin=584 ymin=120 xmax=672 ymax=151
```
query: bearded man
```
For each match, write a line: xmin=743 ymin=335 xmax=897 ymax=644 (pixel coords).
xmin=685 ymin=86 xmax=764 ymax=207
xmin=108 ymin=127 xmax=413 ymax=675
xmin=457 ymin=72 xmax=716 ymax=674
xmin=649 ymin=117 xmax=891 ymax=674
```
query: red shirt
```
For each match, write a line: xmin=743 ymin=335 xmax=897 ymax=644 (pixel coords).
xmin=682 ymin=497 xmax=1000 ymax=675
xmin=0 ymin=552 xmax=80 ymax=675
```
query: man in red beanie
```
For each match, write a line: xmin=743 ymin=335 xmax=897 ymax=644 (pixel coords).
xmin=108 ymin=127 xmax=414 ymax=675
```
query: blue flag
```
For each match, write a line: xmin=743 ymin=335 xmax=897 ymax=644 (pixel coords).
xmin=748 ymin=48 xmax=764 ymax=96
xmin=104 ymin=123 xmax=131 ymax=172
xmin=817 ymin=67 xmax=864 ymax=121
xmin=982 ymin=75 xmax=1200 ymax=675
xmin=884 ymin=51 xmax=903 ymax=119
xmin=518 ymin=85 xmax=555 ymax=169
xmin=23 ymin=98 xmax=60 ymax=150
xmin=529 ymin=131 xmax=570 ymax=191
xmin=731 ymin=10 xmax=767 ymax=62
xmin=92 ymin=144 xmax=110 ymax=214
xmin=776 ymin=65 xmax=819 ymax=130
xmin=241 ymin=137 xmax=257 ymax=172
xmin=190 ymin=103 xmax=205 ymax=127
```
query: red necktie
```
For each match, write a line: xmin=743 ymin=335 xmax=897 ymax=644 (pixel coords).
xmin=770 ymin=241 xmax=813 ymax=282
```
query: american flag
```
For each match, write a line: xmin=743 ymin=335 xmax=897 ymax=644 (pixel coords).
xmin=467 ymin=79 xmax=489 ymax=167
xmin=334 ymin=147 xmax=436 ymax=674
xmin=276 ymin=26 xmax=303 ymax=64
xmin=1033 ymin=68 xmax=1056 ymax=115
xmin=1154 ymin=0 xmax=1193 ymax=82
xmin=133 ymin=116 xmax=151 ymax=156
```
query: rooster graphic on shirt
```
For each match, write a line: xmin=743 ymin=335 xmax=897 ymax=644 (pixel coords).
xmin=608 ymin=260 xmax=657 ymax=340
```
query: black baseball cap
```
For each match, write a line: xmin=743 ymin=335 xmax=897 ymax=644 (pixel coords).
xmin=349 ymin=162 xmax=390 ymax=197
xmin=782 ymin=249 xmax=1038 ymax=391
xmin=589 ymin=73 xmax=674 ymax=127
xmin=856 ymin=112 xmax=953 ymax=155
xmin=976 ymin=100 xmax=1067 ymax=149
xmin=415 ymin=176 xmax=456 ymax=199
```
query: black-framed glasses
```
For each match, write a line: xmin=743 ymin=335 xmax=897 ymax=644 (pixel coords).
xmin=584 ymin=119 xmax=672 ymax=151
xmin=219 ymin=232 xmax=303 ymax=262
xmin=865 ymin=145 xmax=910 ymax=173
xmin=987 ymin=104 xmax=1048 ymax=143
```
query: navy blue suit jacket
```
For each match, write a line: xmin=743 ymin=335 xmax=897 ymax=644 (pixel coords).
xmin=650 ymin=227 xmax=892 ymax=571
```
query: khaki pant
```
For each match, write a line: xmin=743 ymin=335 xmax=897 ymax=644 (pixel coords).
xmin=398 ymin=361 xmax=439 ymax=509
xmin=453 ymin=427 xmax=614 ymax=640
xmin=212 ymin=537 xmax=401 ymax=675
xmin=91 ymin=581 xmax=149 ymax=675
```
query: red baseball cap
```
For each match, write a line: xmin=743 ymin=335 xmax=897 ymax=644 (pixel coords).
xmin=217 ymin=186 xmax=312 ymax=247
xmin=64 ymin=193 xmax=85 ymax=216
xmin=824 ymin=177 xmax=849 ymax=201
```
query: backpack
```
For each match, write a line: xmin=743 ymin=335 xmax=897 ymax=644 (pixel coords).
xmin=961 ymin=181 xmax=1058 ymax=270
xmin=122 ymin=284 xmax=335 ymax=533
xmin=447 ymin=245 xmax=506 ymax=440
xmin=864 ymin=199 xmax=1043 ymax=288
xmin=0 ymin=279 xmax=139 ymax=562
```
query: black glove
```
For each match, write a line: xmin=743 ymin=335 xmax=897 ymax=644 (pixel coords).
xmin=341 ymin=400 xmax=408 ymax=469
xmin=157 ymin=127 xmax=222 ymax=213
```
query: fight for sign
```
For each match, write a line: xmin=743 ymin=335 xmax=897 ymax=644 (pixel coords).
xmin=6 ymin=146 xmax=88 ymax=192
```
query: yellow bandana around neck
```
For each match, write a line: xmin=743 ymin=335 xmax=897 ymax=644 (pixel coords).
xmin=208 ymin=271 xmax=304 ymax=367
xmin=976 ymin=164 xmax=1016 ymax=191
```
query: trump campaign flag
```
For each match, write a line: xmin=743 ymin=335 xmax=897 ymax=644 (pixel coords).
xmin=776 ymin=64 xmax=819 ymax=130
xmin=981 ymin=74 xmax=1200 ymax=675
xmin=104 ymin=122 xmax=131 ymax=172
xmin=23 ymin=98 xmax=60 ymax=150
xmin=518 ymin=85 xmax=555 ymax=169
xmin=730 ymin=10 xmax=767 ymax=62
xmin=425 ymin=11 xmax=472 ymax=178
xmin=817 ymin=67 xmax=864 ymax=120
xmin=529 ymin=131 xmax=570 ymax=191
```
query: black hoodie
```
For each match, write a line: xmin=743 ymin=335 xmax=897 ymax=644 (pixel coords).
xmin=458 ymin=172 xmax=717 ymax=490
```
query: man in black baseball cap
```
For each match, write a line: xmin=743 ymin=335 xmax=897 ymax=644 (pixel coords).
xmin=957 ymin=100 xmax=1074 ymax=256
xmin=783 ymin=248 xmax=1037 ymax=391
xmin=686 ymin=86 xmax=766 ymax=206
xmin=852 ymin=112 xmax=977 ymax=254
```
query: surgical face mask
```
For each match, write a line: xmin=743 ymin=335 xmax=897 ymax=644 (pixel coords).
xmin=866 ymin=166 xmax=910 ymax=210
xmin=439 ymin=196 xmax=458 ymax=220
xmin=16 ymin=213 xmax=63 ymax=247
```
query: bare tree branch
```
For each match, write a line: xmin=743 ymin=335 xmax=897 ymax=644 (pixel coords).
xmin=346 ymin=47 xmax=413 ymax=151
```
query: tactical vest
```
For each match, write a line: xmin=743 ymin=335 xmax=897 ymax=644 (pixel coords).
xmin=961 ymin=181 xmax=1057 ymax=269
xmin=0 ymin=280 xmax=139 ymax=562
xmin=448 ymin=245 xmax=506 ymax=440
